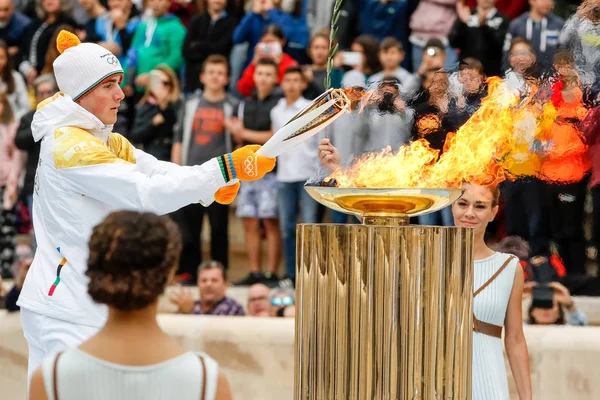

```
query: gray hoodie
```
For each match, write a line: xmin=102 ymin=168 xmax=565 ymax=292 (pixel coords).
xmin=505 ymin=12 xmax=565 ymax=70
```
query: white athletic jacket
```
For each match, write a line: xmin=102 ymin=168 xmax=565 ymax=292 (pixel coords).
xmin=17 ymin=93 xmax=229 ymax=327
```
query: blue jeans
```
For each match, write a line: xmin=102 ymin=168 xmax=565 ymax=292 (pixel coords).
xmin=229 ymin=43 xmax=248 ymax=96
xmin=278 ymin=182 xmax=319 ymax=279
xmin=412 ymin=44 xmax=459 ymax=72
xmin=417 ymin=206 xmax=454 ymax=226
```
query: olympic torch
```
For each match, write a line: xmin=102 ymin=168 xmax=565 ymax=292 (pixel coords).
xmin=201 ymin=89 xmax=352 ymax=205
xmin=256 ymin=88 xmax=352 ymax=157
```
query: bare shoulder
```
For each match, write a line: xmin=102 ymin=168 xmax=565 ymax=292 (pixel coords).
xmin=29 ymin=367 xmax=49 ymax=400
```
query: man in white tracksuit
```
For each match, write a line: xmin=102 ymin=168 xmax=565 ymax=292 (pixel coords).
xmin=17 ymin=30 xmax=275 ymax=381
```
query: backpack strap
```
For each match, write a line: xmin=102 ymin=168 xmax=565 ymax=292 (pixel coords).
xmin=52 ymin=352 xmax=63 ymax=400
xmin=474 ymin=255 xmax=516 ymax=297
xmin=198 ymin=355 xmax=207 ymax=400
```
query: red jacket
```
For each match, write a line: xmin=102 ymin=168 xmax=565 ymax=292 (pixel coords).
xmin=237 ymin=53 xmax=298 ymax=97
xmin=465 ymin=0 xmax=527 ymax=20
xmin=540 ymin=80 xmax=590 ymax=183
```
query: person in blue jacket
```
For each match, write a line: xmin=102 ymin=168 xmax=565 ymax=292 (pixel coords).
xmin=233 ymin=0 xmax=309 ymax=70
xmin=359 ymin=0 xmax=411 ymax=70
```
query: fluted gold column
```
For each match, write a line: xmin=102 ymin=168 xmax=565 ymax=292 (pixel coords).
xmin=294 ymin=223 xmax=473 ymax=400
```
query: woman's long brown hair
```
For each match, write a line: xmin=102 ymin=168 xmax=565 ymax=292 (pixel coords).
xmin=0 ymin=92 xmax=15 ymax=125
xmin=42 ymin=24 xmax=76 ymax=75
xmin=0 ymin=41 xmax=16 ymax=94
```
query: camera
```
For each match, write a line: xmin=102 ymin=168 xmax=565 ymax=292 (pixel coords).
xmin=529 ymin=256 xmax=559 ymax=309
xmin=531 ymin=285 xmax=554 ymax=309
xmin=426 ymin=47 xmax=438 ymax=57
xmin=258 ymin=42 xmax=282 ymax=57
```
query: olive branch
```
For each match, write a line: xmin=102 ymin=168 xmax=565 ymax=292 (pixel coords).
xmin=324 ymin=0 xmax=344 ymax=90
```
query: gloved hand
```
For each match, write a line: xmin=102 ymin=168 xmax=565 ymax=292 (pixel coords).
xmin=214 ymin=182 xmax=240 ymax=205
xmin=218 ymin=145 xmax=276 ymax=182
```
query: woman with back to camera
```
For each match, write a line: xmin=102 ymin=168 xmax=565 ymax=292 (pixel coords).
xmin=317 ymin=144 xmax=532 ymax=399
xmin=29 ymin=211 xmax=232 ymax=400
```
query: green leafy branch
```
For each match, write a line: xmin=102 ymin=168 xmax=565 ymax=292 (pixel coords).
xmin=324 ymin=0 xmax=344 ymax=90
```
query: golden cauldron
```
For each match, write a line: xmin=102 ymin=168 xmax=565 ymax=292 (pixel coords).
xmin=295 ymin=187 xmax=474 ymax=400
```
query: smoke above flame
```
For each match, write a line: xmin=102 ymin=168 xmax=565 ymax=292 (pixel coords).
xmin=328 ymin=77 xmax=592 ymax=188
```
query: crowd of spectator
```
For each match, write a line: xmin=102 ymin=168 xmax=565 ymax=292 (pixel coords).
xmin=1 ymin=0 xmax=599 ymax=317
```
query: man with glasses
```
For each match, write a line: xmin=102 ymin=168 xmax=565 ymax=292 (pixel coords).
xmin=246 ymin=283 xmax=271 ymax=317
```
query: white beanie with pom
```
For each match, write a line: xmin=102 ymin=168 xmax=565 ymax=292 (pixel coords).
xmin=52 ymin=31 xmax=124 ymax=101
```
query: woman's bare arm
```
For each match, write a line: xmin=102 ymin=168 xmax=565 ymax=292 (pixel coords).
xmin=29 ymin=367 xmax=49 ymax=400
xmin=215 ymin=370 xmax=233 ymax=400
xmin=504 ymin=266 xmax=532 ymax=400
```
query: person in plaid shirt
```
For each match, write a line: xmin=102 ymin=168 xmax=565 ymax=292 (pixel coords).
xmin=170 ymin=260 xmax=245 ymax=316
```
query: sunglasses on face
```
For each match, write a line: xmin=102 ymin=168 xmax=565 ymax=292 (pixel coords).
xmin=271 ymin=296 xmax=294 ymax=307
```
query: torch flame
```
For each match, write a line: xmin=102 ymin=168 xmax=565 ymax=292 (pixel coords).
xmin=330 ymin=77 xmax=591 ymax=188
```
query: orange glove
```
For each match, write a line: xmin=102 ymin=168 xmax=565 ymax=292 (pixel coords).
xmin=214 ymin=182 xmax=240 ymax=205
xmin=217 ymin=145 xmax=276 ymax=182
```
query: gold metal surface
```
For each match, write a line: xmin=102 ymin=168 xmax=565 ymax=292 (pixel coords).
xmin=304 ymin=187 xmax=464 ymax=219
xmin=295 ymin=223 xmax=474 ymax=400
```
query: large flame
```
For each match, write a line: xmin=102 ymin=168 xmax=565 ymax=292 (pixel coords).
xmin=330 ymin=77 xmax=591 ymax=188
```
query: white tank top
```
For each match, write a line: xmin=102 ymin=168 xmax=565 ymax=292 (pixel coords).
xmin=41 ymin=349 xmax=219 ymax=400
xmin=472 ymin=252 xmax=518 ymax=400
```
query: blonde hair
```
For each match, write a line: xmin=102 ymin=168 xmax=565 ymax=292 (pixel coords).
xmin=139 ymin=64 xmax=181 ymax=105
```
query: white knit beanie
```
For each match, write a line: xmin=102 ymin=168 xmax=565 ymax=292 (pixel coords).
xmin=53 ymin=31 xmax=124 ymax=101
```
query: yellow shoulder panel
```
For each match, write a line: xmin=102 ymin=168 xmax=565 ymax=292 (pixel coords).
xmin=37 ymin=92 xmax=63 ymax=111
xmin=108 ymin=132 xmax=136 ymax=163
xmin=53 ymin=127 xmax=133 ymax=169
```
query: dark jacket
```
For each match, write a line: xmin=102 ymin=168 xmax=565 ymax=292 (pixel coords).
xmin=14 ymin=110 xmax=38 ymax=197
xmin=5 ymin=286 xmax=20 ymax=312
xmin=359 ymin=0 xmax=410 ymax=51
xmin=0 ymin=11 xmax=31 ymax=49
xmin=182 ymin=12 xmax=237 ymax=92
xmin=448 ymin=8 xmax=510 ymax=77
xmin=17 ymin=14 xmax=79 ymax=75
xmin=130 ymin=100 xmax=180 ymax=161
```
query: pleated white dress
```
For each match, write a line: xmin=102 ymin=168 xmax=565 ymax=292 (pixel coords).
xmin=472 ymin=252 xmax=518 ymax=400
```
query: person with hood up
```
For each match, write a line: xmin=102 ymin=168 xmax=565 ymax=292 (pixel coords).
xmin=17 ymin=30 xmax=276 ymax=383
